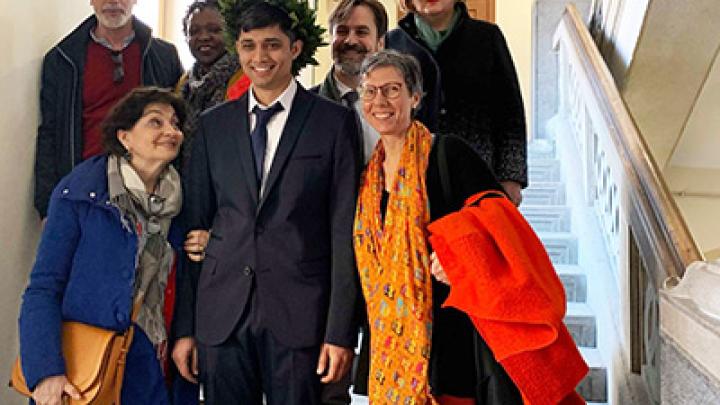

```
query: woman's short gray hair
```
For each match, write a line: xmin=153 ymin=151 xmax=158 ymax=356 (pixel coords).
xmin=360 ymin=49 xmax=424 ymax=99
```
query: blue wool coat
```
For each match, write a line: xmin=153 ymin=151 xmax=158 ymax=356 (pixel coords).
xmin=18 ymin=155 xmax=188 ymax=403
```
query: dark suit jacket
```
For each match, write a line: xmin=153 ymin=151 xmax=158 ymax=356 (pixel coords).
xmin=309 ymin=70 xmax=364 ymax=168
xmin=175 ymin=84 xmax=361 ymax=349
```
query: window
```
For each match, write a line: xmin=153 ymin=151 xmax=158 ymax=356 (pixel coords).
xmin=134 ymin=1 xmax=162 ymax=35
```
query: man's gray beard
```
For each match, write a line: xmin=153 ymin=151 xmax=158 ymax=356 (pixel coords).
xmin=336 ymin=60 xmax=363 ymax=77
xmin=96 ymin=12 xmax=132 ymax=30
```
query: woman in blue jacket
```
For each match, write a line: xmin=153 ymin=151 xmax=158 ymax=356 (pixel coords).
xmin=19 ymin=87 xmax=187 ymax=405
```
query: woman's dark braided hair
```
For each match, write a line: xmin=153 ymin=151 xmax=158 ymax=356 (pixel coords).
xmin=182 ymin=0 xmax=221 ymax=37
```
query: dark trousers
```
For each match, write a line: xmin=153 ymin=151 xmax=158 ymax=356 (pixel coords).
xmin=321 ymin=371 xmax=352 ymax=405
xmin=198 ymin=290 xmax=323 ymax=405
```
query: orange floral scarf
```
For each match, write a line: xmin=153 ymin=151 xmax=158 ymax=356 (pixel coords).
xmin=354 ymin=121 xmax=437 ymax=405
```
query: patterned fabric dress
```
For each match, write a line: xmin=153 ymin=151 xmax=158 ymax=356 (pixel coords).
xmin=354 ymin=121 xmax=438 ymax=405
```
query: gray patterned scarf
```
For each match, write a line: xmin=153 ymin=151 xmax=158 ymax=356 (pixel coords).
xmin=181 ymin=52 xmax=241 ymax=166
xmin=107 ymin=155 xmax=182 ymax=345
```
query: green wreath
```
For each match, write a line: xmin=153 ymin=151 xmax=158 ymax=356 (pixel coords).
xmin=219 ymin=0 xmax=327 ymax=75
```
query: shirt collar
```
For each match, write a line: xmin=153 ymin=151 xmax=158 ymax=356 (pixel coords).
xmin=90 ymin=26 xmax=136 ymax=51
xmin=331 ymin=67 xmax=358 ymax=98
xmin=333 ymin=72 xmax=356 ymax=97
xmin=248 ymin=79 xmax=298 ymax=113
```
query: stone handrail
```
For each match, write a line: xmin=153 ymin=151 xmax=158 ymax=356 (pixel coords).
xmin=552 ymin=3 xmax=701 ymax=278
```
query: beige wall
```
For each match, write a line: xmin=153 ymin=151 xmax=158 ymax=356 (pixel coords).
xmin=0 ymin=3 xmax=91 ymax=404
xmin=496 ymin=0 xmax=533 ymax=139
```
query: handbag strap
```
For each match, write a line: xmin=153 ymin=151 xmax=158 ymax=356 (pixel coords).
xmin=130 ymin=295 xmax=143 ymax=324
xmin=465 ymin=190 xmax=507 ymax=207
xmin=111 ymin=295 xmax=143 ymax=404
xmin=436 ymin=134 xmax=453 ymax=207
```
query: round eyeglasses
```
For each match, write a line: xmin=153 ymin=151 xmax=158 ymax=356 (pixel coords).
xmin=359 ymin=82 xmax=404 ymax=101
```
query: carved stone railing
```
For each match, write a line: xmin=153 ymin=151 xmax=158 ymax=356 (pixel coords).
xmin=553 ymin=3 xmax=703 ymax=403
xmin=554 ymin=3 xmax=701 ymax=276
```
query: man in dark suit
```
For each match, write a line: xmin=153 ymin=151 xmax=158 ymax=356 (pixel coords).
xmin=171 ymin=3 xmax=360 ymax=404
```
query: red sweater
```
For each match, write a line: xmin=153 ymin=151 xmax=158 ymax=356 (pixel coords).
xmin=82 ymin=41 xmax=141 ymax=159
xmin=428 ymin=191 xmax=588 ymax=405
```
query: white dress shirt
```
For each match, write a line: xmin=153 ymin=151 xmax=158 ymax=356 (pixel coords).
xmin=335 ymin=77 xmax=380 ymax=163
xmin=248 ymin=79 xmax=298 ymax=195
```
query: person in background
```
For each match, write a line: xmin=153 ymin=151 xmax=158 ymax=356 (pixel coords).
xmin=19 ymin=87 xmax=188 ymax=405
xmin=353 ymin=49 xmax=522 ymax=404
xmin=312 ymin=0 xmax=387 ymax=165
xmin=385 ymin=0 xmax=527 ymax=205
xmin=177 ymin=0 xmax=249 ymax=167
xmin=34 ymin=0 xmax=183 ymax=220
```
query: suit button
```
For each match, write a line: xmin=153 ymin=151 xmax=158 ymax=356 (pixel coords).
xmin=243 ymin=266 xmax=253 ymax=276
xmin=116 ymin=311 xmax=127 ymax=324
xmin=440 ymin=108 xmax=447 ymax=115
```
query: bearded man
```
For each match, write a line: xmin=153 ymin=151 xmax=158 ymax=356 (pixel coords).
xmin=311 ymin=0 xmax=389 ymax=163
xmin=33 ymin=0 xmax=183 ymax=219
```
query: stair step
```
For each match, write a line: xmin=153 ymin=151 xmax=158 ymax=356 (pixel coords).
xmin=523 ymin=182 xmax=566 ymax=205
xmin=521 ymin=205 xmax=571 ymax=232
xmin=565 ymin=303 xmax=597 ymax=348
xmin=577 ymin=348 xmax=608 ymax=403
xmin=529 ymin=159 xmax=561 ymax=182
xmin=555 ymin=265 xmax=587 ymax=303
xmin=539 ymin=232 xmax=578 ymax=265
xmin=528 ymin=139 xmax=556 ymax=160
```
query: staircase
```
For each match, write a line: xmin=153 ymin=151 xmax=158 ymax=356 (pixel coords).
xmin=351 ymin=139 xmax=612 ymax=405
xmin=522 ymin=139 xmax=609 ymax=404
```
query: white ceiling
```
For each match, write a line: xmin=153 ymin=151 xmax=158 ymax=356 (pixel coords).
xmin=670 ymin=50 xmax=720 ymax=170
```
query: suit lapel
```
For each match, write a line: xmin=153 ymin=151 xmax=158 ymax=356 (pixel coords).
xmin=229 ymin=96 xmax=260 ymax=206
xmin=258 ymin=86 xmax=314 ymax=212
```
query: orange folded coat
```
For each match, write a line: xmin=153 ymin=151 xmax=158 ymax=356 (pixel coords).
xmin=428 ymin=191 xmax=588 ymax=405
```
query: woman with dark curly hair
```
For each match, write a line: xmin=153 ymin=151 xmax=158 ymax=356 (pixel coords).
xmin=18 ymin=87 xmax=193 ymax=405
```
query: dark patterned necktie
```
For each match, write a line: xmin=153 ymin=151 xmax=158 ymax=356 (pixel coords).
xmin=250 ymin=102 xmax=284 ymax=184
xmin=342 ymin=90 xmax=359 ymax=108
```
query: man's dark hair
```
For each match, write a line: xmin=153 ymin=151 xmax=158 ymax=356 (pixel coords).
xmin=101 ymin=87 xmax=188 ymax=157
xmin=237 ymin=2 xmax=297 ymax=42
xmin=182 ymin=0 xmax=220 ymax=37
xmin=329 ymin=0 xmax=388 ymax=38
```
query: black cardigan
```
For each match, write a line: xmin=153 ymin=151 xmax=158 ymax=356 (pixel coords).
xmin=354 ymin=135 xmax=522 ymax=403
xmin=385 ymin=3 xmax=528 ymax=187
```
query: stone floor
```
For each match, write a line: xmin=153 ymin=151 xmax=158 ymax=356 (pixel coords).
xmin=351 ymin=394 xmax=369 ymax=404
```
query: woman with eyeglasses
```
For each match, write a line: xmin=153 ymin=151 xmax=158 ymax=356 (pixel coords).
xmin=18 ymin=87 xmax=189 ymax=405
xmin=385 ymin=0 xmax=527 ymax=207
xmin=353 ymin=50 xmax=522 ymax=405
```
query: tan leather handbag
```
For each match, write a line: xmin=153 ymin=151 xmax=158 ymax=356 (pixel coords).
xmin=10 ymin=303 xmax=140 ymax=404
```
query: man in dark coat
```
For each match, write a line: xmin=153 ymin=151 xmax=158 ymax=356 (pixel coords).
xmin=34 ymin=0 xmax=183 ymax=218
